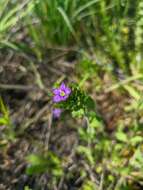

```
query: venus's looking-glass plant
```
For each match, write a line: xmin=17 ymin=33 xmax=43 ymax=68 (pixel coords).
xmin=52 ymin=82 xmax=96 ymax=119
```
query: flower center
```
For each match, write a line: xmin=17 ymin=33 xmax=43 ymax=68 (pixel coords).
xmin=60 ymin=90 xmax=65 ymax=97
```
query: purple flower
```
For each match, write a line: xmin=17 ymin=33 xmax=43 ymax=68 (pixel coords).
xmin=53 ymin=108 xmax=62 ymax=118
xmin=52 ymin=82 xmax=71 ymax=103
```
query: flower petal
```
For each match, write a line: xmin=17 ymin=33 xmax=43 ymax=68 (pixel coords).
xmin=53 ymin=108 xmax=62 ymax=118
xmin=60 ymin=82 xmax=66 ymax=90
xmin=53 ymin=88 xmax=59 ymax=95
xmin=53 ymin=95 xmax=61 ymax=103
xmin=65 ymin=87 xmax=71 ymax=95
xmin=60 ymin=96 xmax=67 ymax=101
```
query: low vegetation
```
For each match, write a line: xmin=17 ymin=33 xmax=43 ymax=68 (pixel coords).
xmin=1 ymin=0 xmax=143 ymax=189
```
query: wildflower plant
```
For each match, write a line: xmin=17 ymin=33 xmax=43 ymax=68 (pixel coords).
xmin=51 ymin=81 xmax=105 ymax=187
xmin=52 ymin=81 xmax=104 ymax=146
xmin=52 ymin=82 xmax=96 ymax=119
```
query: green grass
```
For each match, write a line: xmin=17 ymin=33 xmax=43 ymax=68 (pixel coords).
xmin=0 ymin=0 xmax=31 ymax=49
xmin=3 ymin=0 xmax=142 ymax=74
xmin=21 ymin=0 xmax=140 ymax=72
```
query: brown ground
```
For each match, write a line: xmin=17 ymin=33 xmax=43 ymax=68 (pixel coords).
xmin=0 ymin=51 xmax=130 ymax=190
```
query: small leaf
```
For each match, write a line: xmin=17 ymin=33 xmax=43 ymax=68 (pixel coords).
xmin=0 ymin=117 xmax=7 ymax=125
xmin=26 ymin=164 xmax=48 ymax=175
xmin=26 ymin=154 xmax=48 ymax=165
xmin=130 ymin=136 xmax=142 ymax=145
xmin=72 ymin=109 xmax=85 ymax=118
xmin=24 ymin=186 xmax=32 ymax=190
xmin=116 ymin=132 xmax=127 ymax=142
xmin=26 ymin=153 xmax=63 ymax=177
xmin=124 ymin=85 xmax=140 ymax=100
xmin=81 ymin=180 xmax=97 ymax=190
xmin=77 ymin=146 xmax=94 ymax=165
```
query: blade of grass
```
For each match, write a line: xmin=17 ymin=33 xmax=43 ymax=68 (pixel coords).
xmin=57 ymin=7 xmax=77 ymax=41
xmin=106 ymin=74 xmax=143 ymax=92
xmin=73 ymin=0 xmax=100 ymax=18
